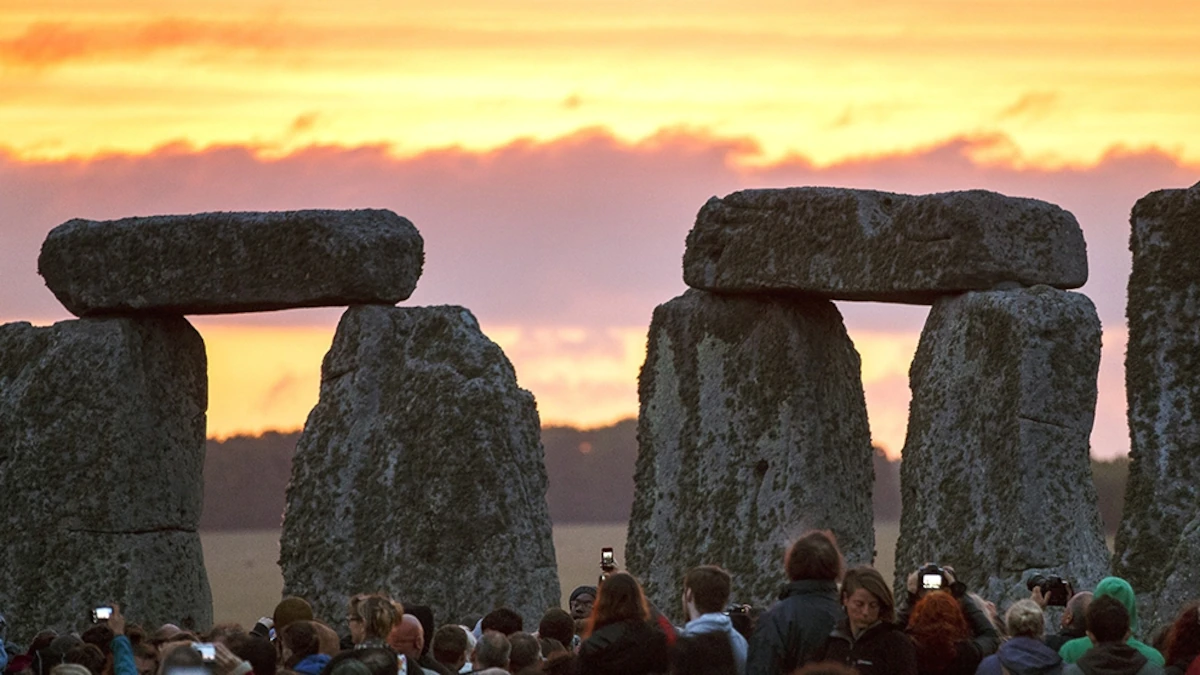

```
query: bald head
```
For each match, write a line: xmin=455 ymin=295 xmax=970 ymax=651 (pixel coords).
xmin=387 ymin=614 xmax=425 ymax=660
xmin=1064 ymin=591 xmax=1093 ymax=632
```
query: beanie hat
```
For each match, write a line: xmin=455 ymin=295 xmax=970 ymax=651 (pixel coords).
xmin=569 ymin=586 xmax=597 ymax=603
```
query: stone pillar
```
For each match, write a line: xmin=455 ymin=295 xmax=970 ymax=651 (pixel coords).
xmin=281 ymin=305 xmax=560 ymax=629
xmin=1114 ymin=181 xmax=1200 ymax=629
xmin=627 ymin=290 xmax=874 ymax=617
xmin=897 ymin=286 xmax=1110 ymax=605
xmin=0 ymin=317 xmax=211 ymax=642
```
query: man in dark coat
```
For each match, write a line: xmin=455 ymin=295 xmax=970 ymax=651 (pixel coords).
xmin=746 ymin=530 xmax=844 ymax=675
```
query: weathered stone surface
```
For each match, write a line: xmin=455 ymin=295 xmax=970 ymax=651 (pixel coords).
xmin=1114 ymin=182 xmax=1200 ymax=630
xmin=896 ymin=286 xmax=1110 ymax=606
xmin=683 ymin=188 xmax=1088 ymax=302
xmin=39 ymin=209 xmax=424 ymax=316
xmin=0 ymin=317 xmax=211 ymax=641
xmin=280 ymin=305 xmax=559 ymax=629
xmin=627 ymin=289 xmax=874 ymax=618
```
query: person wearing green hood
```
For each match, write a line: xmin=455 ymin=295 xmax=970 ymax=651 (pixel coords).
xmin=1058 ymin=577 xmax=1164 ymax=666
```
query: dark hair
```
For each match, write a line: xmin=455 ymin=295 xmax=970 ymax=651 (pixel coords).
xmin=79 ymin=625 xmax=114 ymax=658
xmin=475 ymin=631 xmax=511 ymax=669
xmin=282 ymin=621 xmax=322 ymax=666
xmin=669 ymin=632 xmax=737 ymax=675
xmin=538 ymin=608 xmax=575 ymax=647
xmin=1088 ymin=595 xmax=1131 ymax=644
xmin=685 ymin=566 xmax=733 ymax=615
xmin=785 ymin=530 xmax=843 ymax=582
xmin=481 ymin=608 xmax=523 ymax=636
xmin=1165 ymin=602 xmax=1200 ymax=667
xmin=540 ymin=638 xmax=566 ymax=658
xmin=508 ymin=632 xmax=541 ymax=671
xmin=349 ymin=648 xmax=399 ymax=675
xmin=794 ymin=662 xmax=860 ymax=675
xmin=431 ymin=625 xmax=468 ymax=666
xmin=63 ymin=644 xmax=105 ymax=675
xmin=204 ymin=623 xmax=246 ymax=643
xmin=907 ymin=591 xmax=969 ymax=674
xmin=544 ymin=651 xmax=579 ymax=675
xmin=841 ymin=566 xmax=895 ymax=623
xmin=228 ymin=634 xmax=277 ymax=675
xmin=585 ymin=572 xmax=649 ymax=636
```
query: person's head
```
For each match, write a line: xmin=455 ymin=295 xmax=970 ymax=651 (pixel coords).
xmin=273 ymin=597 xmax=314 ymax=633
xmin=1087 ymin=595 xmax=1132 ymax=645
xmin=569 ymin=587 xmax=597 ymax=621
xmin=507 ymin=632 xmax=541 ymax=673
xmin=1005 ymin=599 xmax=1045 ymax=639
xmin=586 ymin=572 xmax=649 ymax=636
xmin=63 ymin=645 xmax=105 ymax=675
xmin=480 ymin=608 xmax=523 ymax=636
xmin=155 ymin=642 xmax=202 ymax=675
xmin=386 ymin=614 xmax=424 ymax=660
xmin=349 ymin=648 xmax=400 ymax=675
xmin=404 ymin=606 xmax=436 ymax=658
xmin=1165 ymin=602 xmax=1200 ymax=667
xmin=784 ymin=530 xmax=843 ymax=582
xmin=346 ymin=594 xmax=370 ymax=644
xmin=543 ymin=651 xmax=578 ymax=675
xmin=538 ymin=608 xmax=575 ymax=648
xmin=280 ymin=621 xmax=321 ymax=667
xmin=50 ymin=665 xmax=91 ymax=675
xmin=683 ymin=566 xmax=733 ymax=617
xmin=1092 ymin=577 xmax=1139 ymax=633
xmin=358 ymin=595 xmax=399 ymax=642
xmin=840 ymin=566 xmax=894 ymax=631
xmin=907 ymin=591 xmax=969 ymax=672
xmin=539 ymin=638 xmax=566 ymax=659
xmin=80 ymin=625 xmax=114 ymax=657
xmin=1063 ymin=592 xmax=1093 ymax=632
xmin=226 ymin=634 xmax=277 ymax=675
xmin=794 ymin=662 xmax=859 ymax=675
xmin=203 ymin=624 xmax=245 ymax=645
xmin=40 ymin=636 xmax=83 ymax=675
xmin=431 ymin=625 xmax=470 ymax=671
xmin=669 ymin=632 xmax=737 ymax=675
xmin=132 ymin=640 xmax=158 ymax=675
xmin=473 ymin=631 xmax=511 ymax=670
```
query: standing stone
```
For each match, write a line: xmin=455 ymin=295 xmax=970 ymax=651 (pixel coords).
xmin=39 ymin=209 xmax=424 ymax=316
xmin=0 ymin=317 xmax=211 ymax=642
xmin=280 ymin=305 xmax=559 ymax=629
xmin=683 ymin=188 xmax=1088 ymax=302
xmin=627 ymin=289 xmax=874 ymax=618
xmin=897 ymin=286 xmax=1110 ymax=605
xmin=1114 ymin=182 xmax=1200 ymax=629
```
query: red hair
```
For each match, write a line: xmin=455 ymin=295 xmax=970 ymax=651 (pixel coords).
xmin=907 ymin=591 xmax=969 ymax=674
xmin=584 ymin=572 xmax=649 ymax=637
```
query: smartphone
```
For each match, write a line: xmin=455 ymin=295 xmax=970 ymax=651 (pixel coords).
xmin=195 ymin=644 xmax=216 ymax=662
xmin=601 ymin=547 xmax=615 ymax=567
xmin=92 ymin=606 xmax=113 ymax=622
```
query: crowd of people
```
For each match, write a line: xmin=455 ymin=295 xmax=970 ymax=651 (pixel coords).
xmin=5 ymin=530 xmax=1200 ymax=675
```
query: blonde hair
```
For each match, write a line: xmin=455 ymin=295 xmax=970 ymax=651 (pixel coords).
xmin=360 ymin=594 xmax=400 ymax=640
xmin=1005 ymin=599 xmax=1044 ymax=638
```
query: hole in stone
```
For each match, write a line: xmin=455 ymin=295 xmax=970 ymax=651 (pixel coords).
xmin=755 ymin=459 xmax=769 ymax=478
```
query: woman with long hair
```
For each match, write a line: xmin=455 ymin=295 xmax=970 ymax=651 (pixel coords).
xmin=905 ymin=591 xmax=993 ymax=675
xmin=578 ymin=572 xmax=669 ymax=675
xmin=349 ymin=595 xmax=399 ymax=650
xmin=817 ymin=566 xmax=916 ymax=675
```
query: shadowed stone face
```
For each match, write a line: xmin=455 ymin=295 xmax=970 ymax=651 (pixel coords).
xmin=38 ymin=209 xmax=424 ymax=316
xmin=896 ymin=286 xmax=1109 ymax=606
xmin=683 ymin=187 xmax=1088 ymax=302
xmin=0 ymin=316 xmax=212 ymax=642
xmin=1115 ymin=182 xmax=1200 ymax=630
xmin=627 ymin=289 xmax=873 ymax=618
xmin=280 ymin=304 xmax=559 ymax=630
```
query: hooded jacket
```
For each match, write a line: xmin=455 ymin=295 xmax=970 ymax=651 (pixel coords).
xmin=977 ymin=637 xmax=1063 ymax=675
xmin=681 ymin=612 xmax=749 ymax=675
xmin=746 ymin=579 xmax=841 ymax=675
xmin=1063 ymin=642 xmax=1163 ymax=675
xmin=1058 ymin=578 xmax=1163 ymax=666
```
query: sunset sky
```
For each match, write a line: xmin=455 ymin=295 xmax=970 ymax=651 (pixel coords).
xmin=2 ymin=0 xmax=1198 ymax=460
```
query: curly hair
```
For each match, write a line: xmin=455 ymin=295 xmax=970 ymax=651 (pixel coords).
xmin=907 ymin=591 xmax=969 ymax=675
xmin=1166 ymin=602 xmax=1200 ymax=666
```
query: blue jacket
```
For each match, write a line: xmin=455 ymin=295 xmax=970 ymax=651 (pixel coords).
xmin=682 ymin=612 xmax=749 ymax=675
xmin=977 ymin=637 xmax=1062 ymax=675
xmin=294 ymin=654 xmax=332 ymax=675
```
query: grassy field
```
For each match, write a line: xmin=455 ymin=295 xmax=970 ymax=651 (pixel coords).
xmin=200 ymin=523 xmax=901 ymax=626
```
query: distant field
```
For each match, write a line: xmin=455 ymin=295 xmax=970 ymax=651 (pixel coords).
xmin=201 ymin=522 xmax=903 ymax=625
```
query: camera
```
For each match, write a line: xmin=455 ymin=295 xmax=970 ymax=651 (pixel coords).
xmin=919 ymin=564 xmax=946 ymax=590
xmin=195 ymin=643 xmax=216 ymax=662
xmin=92 ymin=606 xmax=113 ymax=623
xmin=1027 ymin=574 xmax=1072 ymax=607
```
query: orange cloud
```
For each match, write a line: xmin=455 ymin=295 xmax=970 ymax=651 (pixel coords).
xmin=0 ymin=18 xmax=291 ymax=68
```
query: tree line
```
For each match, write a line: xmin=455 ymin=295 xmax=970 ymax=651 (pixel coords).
xmin=200 ymin=420 xmax=1130 ymax=532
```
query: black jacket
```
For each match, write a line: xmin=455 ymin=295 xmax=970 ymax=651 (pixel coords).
xmin=817 ymin=619 xmax=918 ymax=675
xmin=578 ymin=618 xmax=669 ymax=675
xmin=909 ymin=596 xmax=1000 ymax=675
xmin=746 ymin=579 xmax=841 ymax=675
